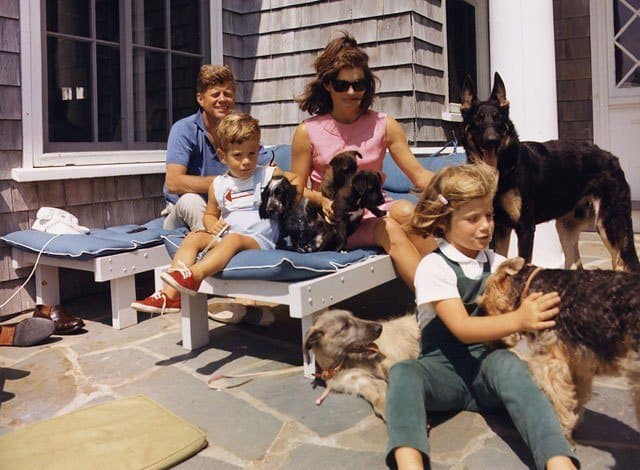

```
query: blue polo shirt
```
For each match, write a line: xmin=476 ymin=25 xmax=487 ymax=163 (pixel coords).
xmin=163 ymin=109 xmax=271 ymax=203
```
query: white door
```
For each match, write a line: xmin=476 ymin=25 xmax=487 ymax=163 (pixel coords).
xmin=591 ymin=0 xmax=640 ymax=200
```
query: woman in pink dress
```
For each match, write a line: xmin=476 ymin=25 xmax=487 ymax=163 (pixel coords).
xmin=291 ymin=32 xmax=435 ymax=287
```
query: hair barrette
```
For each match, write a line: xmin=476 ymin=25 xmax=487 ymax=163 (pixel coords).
xmin=437 ymin=194 xmax=448 ymax=205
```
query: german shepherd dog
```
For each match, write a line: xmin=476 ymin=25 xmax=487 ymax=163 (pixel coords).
xmin=303 ymin=309 xmax=420 ymax=419
xmin=461 ymin=72 xmax=640 ymax=272
xmin=479 ymin=257 xmax=640 ymax=437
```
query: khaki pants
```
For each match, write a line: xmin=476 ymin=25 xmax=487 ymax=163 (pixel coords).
xmin=162 ymin=193 xmax=207 ymax=231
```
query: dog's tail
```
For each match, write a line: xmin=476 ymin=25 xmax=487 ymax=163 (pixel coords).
xmin=590 ymin=169 xmax=640 ymax=273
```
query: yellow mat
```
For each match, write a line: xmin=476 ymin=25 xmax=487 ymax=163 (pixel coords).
xmin=0 ymin=395 xmax=207 ymax=470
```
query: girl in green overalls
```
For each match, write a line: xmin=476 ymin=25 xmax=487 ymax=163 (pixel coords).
xmin=385 ymin=164 xmax=579 ymax=470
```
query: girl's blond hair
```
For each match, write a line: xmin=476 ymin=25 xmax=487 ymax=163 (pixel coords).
xmin=409 ymin=163 xmax=497 ymax=238
xmin=216 ymin=113 xmax=260 ymax=151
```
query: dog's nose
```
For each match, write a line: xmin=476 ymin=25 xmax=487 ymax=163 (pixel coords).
xmin=484 ymin=130 xmax=500 ymax=146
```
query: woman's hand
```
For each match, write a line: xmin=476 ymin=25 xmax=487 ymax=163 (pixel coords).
xmin=517 ymin=291 xmax=561 ymax=332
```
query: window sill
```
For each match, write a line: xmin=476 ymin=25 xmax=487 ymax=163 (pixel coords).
xmin=441 ymin=111 xmax=463 ymax=122
xmin=12 ymin=162 xmax=166 ymax=182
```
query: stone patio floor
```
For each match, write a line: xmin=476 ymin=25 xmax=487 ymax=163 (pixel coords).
xmin=1 ymin=232 xmax=639 ymax=469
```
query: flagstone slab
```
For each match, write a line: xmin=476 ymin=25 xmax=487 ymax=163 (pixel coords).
xmin=71 ymin=315 xmax=179 ymax=356
xmin=173 ymin=454 xmax=242 ymax=469
xmin=428 ymin=411 xmax=494 ymax=455
xmin=139 ymin=325 xmax=299 ymax=377
xmin=281 ymin=443 xmax=385 ymax=470
xmin=77 ymin=348 xmax=159 ymax=386
xmin=461 ymin=435 xmax=530 ymax=470
xmin=115 ymin=366 xmax=283 ymax=461
xmin=242 ymin=373 xmax=373 ymax=437
xmin=1 ymin=348 xmax=76 ymax=426
xmin=574 ymin=386 xmax=640 ymax=445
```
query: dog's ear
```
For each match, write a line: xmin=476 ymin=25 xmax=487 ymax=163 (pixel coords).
xmin=460 ymin=75 xmax=476 ymax=111
xmin=285 ymin=178 xmax=297 ymax=207
xmin=490 ymin=72 xmax=510 ymax=109
xmin=302 ymin=327 xmax=323 ymax=363
xmin=259 ymin=184 xmax=270 ymax=219
xmin=499 ymin=257 xmax=526 ymax=275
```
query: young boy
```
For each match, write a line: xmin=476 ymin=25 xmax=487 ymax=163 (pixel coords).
xmin=132 ymin=113 xmax=303 ymax=314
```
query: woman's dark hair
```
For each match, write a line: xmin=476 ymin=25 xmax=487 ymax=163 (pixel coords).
xmin=296 ymin=32 xmax=377 ymax=115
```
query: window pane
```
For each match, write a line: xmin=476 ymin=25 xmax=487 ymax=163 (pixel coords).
xmin=47 ymin=37 xmax=92 ymax=142
xmin=96 ymin=0 xmax=120 ymax=42
xmin=133 ymin=0 xmax=166 ymax=48
xmin=171 ymin=0 xmax=201 ymax=53
xmin=172 ymin=55 xmax=200 ymax=122
xmin=134 ymin=49 xmax=168 ymax=142
xmin=46 ymin=0 xmax=90 ymax=37
xmin=97 ymin=45 xmax=121 ymax=141
xmin=446 ymin=0 xmax=477 ymax=101
xmin=614 ymin=0 xmax=640 ymax=88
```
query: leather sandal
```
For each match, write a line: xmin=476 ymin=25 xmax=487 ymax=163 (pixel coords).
xmin=33 ymin=304 xmax=85 ymax=335
xmin=0 ymin=318 xmax=55 ymax=346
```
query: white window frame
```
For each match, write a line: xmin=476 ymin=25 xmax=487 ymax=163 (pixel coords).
xmin=14 ymin=0 xmax=223 ymax=182
xmin=441 ymin=0 xmax=490 ymax=122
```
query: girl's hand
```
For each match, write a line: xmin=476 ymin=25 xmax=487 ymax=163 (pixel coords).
xmin=517 ymin=291 xmax=561 ymax=332
xmin=321 ymin=196 xmax=334 ymax=223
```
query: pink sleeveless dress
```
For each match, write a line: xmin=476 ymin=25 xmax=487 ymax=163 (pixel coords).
xmin=304 ymin=111 xmax=395 ymax=248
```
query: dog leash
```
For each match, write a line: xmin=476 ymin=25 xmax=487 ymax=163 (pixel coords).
xmin=208 ymin=365 xmax=305 ymax=390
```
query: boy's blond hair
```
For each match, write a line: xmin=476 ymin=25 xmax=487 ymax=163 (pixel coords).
xmin=197 ymin=64 xmax=235 ymax=94
xmin=216 ymin=113 xmax=261 ymax=152
xmin=410 ymin=163 xmax=497 ymax=238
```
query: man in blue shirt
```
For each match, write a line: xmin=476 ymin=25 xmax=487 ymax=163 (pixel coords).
xmin=163 ymin=64 xmax=270 ymax=230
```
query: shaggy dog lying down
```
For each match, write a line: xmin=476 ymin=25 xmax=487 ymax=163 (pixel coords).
xmin=303 ymin=309 xmax=420 ymax=419
xmin=479 ymin=257 xmax=640 ymax=436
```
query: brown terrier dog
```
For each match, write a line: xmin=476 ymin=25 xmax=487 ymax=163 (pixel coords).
xmin=479 ymin=257 xmax=640 ymax=437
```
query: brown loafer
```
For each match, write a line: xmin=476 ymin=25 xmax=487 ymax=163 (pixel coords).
xmin=33 ymin=304 xmax=85 ymax=335
xmin=0 ymin=317 xmax=55 ymax=346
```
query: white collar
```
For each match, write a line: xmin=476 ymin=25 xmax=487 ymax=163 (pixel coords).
xmin=437 ymin=239 xmax=489 ymax=264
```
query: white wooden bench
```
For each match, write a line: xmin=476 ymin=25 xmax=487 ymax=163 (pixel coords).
xmin=12 ymin=245 xmax=171 ymax=329
xmin=168 ymin=253 xmax=397 ymax=377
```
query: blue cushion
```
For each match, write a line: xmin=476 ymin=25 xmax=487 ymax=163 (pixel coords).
xmin=269 ymin=144 xmax=293 ymax=171
xmin=266 ymin=144 xmax=466 ymax=196
xmin=162 ymin=233 xmax=381 ymax=281
xmin=1 ymin=218 xmax=173 ymax=260
xmin=382 ymin=152 xmax=467 ymax=193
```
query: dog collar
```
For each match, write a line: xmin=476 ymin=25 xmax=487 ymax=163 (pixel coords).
xmin=314 ymin=360 xmax=344 ymax=381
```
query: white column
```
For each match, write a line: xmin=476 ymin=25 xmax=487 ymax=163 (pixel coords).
xmin=489 ymin=0 xmax=564 ymax=268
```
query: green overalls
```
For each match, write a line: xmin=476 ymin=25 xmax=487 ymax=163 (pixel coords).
xmin=385 ymin=251 xmax=578 ymax=470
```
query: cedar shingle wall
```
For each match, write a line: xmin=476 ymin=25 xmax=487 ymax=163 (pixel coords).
xmin=553 ymin=0 xmax=593 ymax=143
xmin=223 ymin=0 xmax=449 ymax=146
xmin=0 ymin=2 xmax=165 ymax=314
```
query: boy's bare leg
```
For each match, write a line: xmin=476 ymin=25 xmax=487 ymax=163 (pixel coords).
xmin=190 ymin=233 xmax=259 ymax=283
xmin=163 ymin=231 xmax=217 ymax=299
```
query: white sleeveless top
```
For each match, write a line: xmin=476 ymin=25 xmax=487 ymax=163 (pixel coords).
xmin=212 ymin=165 xmax=278 ymax=250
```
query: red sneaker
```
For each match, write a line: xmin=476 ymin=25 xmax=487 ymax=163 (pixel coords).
xmin=131 ymin=291 xmax=181 ymax=314
xmin=160 ymin=262 xmax=201 ymax=296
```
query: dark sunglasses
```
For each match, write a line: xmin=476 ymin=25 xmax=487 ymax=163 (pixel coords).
xmin=330 ymin=78 xmax=368 ymax=92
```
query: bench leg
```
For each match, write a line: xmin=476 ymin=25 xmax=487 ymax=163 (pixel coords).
xmin=35 ymin=265 xmax=60 ymax=306
xmin=181 ymin=293 xmax=209 ymax=350
xmin=110 ymin=276 xmax=137 ymax=329
xmin=301 ymin=313 xmax=316 ymax=379
xmin=153 ymin=265 xmax=169 ymax=292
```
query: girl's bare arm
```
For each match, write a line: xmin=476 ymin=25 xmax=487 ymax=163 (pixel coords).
xmin=433 ymin=291 xmax=560 ymax=344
